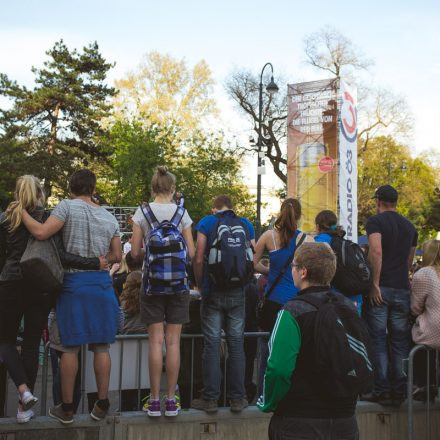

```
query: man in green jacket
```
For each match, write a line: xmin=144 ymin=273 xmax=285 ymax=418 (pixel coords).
xmin=257 ymin=242 xmax=361 ymax=440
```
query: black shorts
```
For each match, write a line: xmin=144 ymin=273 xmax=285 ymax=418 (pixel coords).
xmin=140 ymin=292 xmax=190 ymax=326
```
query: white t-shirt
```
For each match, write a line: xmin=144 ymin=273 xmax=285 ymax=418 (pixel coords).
xmin=132 ymin=203 xmax=193 ymax=238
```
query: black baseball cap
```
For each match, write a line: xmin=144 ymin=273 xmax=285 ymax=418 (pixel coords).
xmin=372 ymin=185 xmax=398 ymax=203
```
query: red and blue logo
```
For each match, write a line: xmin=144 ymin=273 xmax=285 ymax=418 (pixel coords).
xmin=340 ymin=91 xmax=357 ymax=143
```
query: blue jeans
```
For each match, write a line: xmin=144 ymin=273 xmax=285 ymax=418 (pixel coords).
xmin=364 ymin=287 xmax=411 ymax=394
xmin=200 ymin=288 xmax=245 ymax=400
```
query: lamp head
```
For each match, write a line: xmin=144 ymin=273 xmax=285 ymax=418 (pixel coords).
xmin=266 ymin=76 xmax=279 ymax=95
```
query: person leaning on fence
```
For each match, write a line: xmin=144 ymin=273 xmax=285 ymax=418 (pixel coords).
xmin=0 ymin=175 xmax=105 ymax=424
xmin=410 ymin=240 xmax=440 ymax=402
xmin=21 ymin=169 xmax=122 ymax=424
xmin=131 ymin=165 xmax=195 ymax=417
xmin=258 ymin=242 xmax=373 ymax=440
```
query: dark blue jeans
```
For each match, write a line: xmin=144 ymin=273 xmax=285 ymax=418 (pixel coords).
xmin=364 ymin=286 xmax=411 ymax=394
xmin=200 ymin=288 xmax=245 ymax=400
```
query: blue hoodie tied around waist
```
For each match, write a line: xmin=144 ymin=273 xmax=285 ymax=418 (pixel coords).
xmin=56 ymin=271 xmax=119 ymax=347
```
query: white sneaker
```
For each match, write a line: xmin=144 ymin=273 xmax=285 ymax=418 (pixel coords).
xmin=17 ymin=408 xmax=34 ymax=424
xmin=20 ymin=391 xmax=38 ymax=411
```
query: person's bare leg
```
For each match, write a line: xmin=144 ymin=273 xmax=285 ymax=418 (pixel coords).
xmin=165 ymin=324 xmax=182 ymax=399
xmin=93 ymin=351 xmax=111 ymax=400
xmin=148 ymin=323 xmax=165 ymax=400
xmin=60 ymin=352 xmax=78 ymax=405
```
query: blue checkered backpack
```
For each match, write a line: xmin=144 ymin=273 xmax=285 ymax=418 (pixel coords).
xmin=140 ymin=203 xmax=189 ymax=295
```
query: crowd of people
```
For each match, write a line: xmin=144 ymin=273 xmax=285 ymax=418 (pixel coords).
xmin=0 ymin=166 xmax=439 ymax=440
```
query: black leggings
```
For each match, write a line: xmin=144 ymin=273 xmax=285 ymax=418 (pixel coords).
xmin=0 ymin=279 xmax=50 ymax=391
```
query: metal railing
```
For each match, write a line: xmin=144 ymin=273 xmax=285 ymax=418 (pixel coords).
xmin=407 ymin=345 xmax=439 ymax=440
xmin=103 ymin=207 xmax=137 ymax=233
xmin=39 ymin=332 xmax=269 ymax=416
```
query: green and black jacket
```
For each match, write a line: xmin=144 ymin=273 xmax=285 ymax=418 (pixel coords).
xmin=257 ymin=286 xmax=357 ymax=418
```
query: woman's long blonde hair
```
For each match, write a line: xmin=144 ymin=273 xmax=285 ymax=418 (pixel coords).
xmin=4 ymin=175 xmax=45 ymax=232
xmin=422 ymin=240 xmax=440 ymax=272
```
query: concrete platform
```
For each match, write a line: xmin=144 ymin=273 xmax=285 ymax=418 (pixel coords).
xmin=1 ymin=402 xmax=439 ymax=439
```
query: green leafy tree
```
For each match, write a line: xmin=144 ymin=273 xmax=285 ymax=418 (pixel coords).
xmin=358 ymin=136 xmax=438 ymax=241
xmin=102 ymin=119 xmax=254 ymax=223
xmin=101 ymin=120 xmax=175 ymax=205
xmin=171 ymin=133 xmax=255 ymax=222
xmin=113 ymin=52 xmax=217 ymax=139
xmin=0 ymin=40 xmax=116 ymax=197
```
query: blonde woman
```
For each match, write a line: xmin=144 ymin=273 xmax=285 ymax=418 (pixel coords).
xmin=411 ymin=240 xmax=440 ymax=401
xmin=131 ymin=165 xmax=195 ymax=417
xmin=0 ymin=175 xmax=102 ymax=424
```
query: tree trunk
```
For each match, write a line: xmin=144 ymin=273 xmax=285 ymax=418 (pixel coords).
xmin=45 ymin=102 xmax=60 ymax=197
xmin=48 ymin=102 xmax=60 ymax=155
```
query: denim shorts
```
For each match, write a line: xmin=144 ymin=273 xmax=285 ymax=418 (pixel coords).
xmin=140 ymin=292 xmax=190 ymax=326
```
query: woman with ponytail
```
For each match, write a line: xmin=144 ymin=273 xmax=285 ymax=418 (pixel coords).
xmin=254 ymin=198 xmax=313 ymax=321
xmin=0 ymin=175 xmax=103 ymax=423
xmin=253 ymin=198 xmax=313 ymax=393
xmin=314 ymin=210 xmax=363 ymax=313
xmin=131 ymin=165 xmax=195 ymax=418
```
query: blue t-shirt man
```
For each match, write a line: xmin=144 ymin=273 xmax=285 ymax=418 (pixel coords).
xmin=191 ymin=197 xmax=256 ymax=411
xmin=196 ymin=209 xmax=255 ymax=293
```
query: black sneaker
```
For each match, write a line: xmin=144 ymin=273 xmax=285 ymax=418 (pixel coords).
xmin=191 ymin=398 xmax=218 ymax=414
xmin=90 ymin=401 xmax=109 ymax=421
xmin=230 ymin=398 xmax=248 ymax=413
xmin=49 ymin=404 xmax=74 ymax=425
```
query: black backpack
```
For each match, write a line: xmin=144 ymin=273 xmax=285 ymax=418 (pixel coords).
xmin=207 ymin=212 xmax=254 ymax=289
xmin=330 ymin=236 xmax=372 ymax=296
xmin=295 ymin=291 xmax=374 ymax=398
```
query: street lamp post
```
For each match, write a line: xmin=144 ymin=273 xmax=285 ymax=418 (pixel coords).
xmin=256 ymin=62 xmax=279 ymax=239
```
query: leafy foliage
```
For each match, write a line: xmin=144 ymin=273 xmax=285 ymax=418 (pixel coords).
xmin=100 ymin=119 xmax=254 ymax=223
xmin=113 ymin=52 xmax=218 ymax=139
xmin=0 ymin=40 xmax=116 ymax=197
xmin=358 ymin=136 xmax=439 ymax=241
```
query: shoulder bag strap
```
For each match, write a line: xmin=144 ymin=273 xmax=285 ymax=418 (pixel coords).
xmin=263 ymin=232 xmax=306 ymax=300
xmin=170 ymin=206 xmax=186 ymax=229
xmin=140 ymin=203 xmax=160 ymax=229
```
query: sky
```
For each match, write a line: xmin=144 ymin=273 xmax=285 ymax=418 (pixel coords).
xmin=1 ymin=0 xmax=439 ymax=191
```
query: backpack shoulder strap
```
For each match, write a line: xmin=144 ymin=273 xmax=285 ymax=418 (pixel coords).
xmin=170 ymin=206 xmax=186 ymax=229
xmin=140 ymin=203 xmax=159 ymax=229
xmin=238 ymin=217 xmax=251 ymax=240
